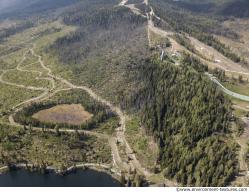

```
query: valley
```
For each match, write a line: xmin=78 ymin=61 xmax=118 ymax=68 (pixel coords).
xmin=0 ymin=0 xmax=249 ymax=188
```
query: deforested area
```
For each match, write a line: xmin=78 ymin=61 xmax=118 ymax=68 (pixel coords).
xmin=0 ymin=0 xmax=249 ymax=188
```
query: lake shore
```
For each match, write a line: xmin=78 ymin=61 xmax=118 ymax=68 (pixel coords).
xmin=0 ymin=168 xmax=122 ymax=187
xmin=0 ymin=162 xmax=122 ymax=184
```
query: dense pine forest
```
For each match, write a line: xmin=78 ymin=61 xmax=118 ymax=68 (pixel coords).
xmin=172 ymin=34 xmax=200 ymax=56
xmin=123 ymin=57 xmax=238 ymax=186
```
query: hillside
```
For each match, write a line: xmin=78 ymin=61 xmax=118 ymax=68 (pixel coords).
xmin=0 ymin=0 xmax=249 ymax=188
xmin=164 ymin=0 xmax=249 ymax=18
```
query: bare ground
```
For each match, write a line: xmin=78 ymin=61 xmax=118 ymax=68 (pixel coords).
xmin=32 ymin=104 xmax=93 ymax=125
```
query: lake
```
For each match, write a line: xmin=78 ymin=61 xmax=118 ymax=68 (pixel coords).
xmin=0 ymin=169 xmax=121 ymax=187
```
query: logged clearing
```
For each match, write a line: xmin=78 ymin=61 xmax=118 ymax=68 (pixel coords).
xmin=218 ymin=19 xmax=249 ymax=64
xmin=33 ymin=104 xmax=93 ymax=125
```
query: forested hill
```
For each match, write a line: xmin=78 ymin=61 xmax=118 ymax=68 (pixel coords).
xmin=219 ymin=0 xmax=249 ymax=18
xmin=164 ymin=0 xmax=249 ymax=18
xmin=49 ymin=0 xmax=149 ymax=105
xmin=0 ymin=0 xmax=241 ymax=187
xmin=124 ymin=56 xmax=238 ymax=186
xmin=43 ymin=0 xmax=240 ymax=186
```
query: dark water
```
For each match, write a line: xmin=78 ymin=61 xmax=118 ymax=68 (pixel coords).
xmin=0 ymin=169 xmax=121 ymax=187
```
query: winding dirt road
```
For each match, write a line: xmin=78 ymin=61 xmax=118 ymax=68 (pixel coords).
xmin=120 ymin=0 xmax=249 ymax=187
xmin=31 ymin=43 xmax=152 ymax=178
xmin=0 ymin=38 xmax=153 ymax=183
xmin=118 ymin=0 xmax=180 ymax=186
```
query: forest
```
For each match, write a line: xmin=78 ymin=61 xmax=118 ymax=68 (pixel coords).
xmin=162 ymin=0 xmax=249 ymax=18
xmin=0 ymin=21 xmax=33 ymax=42
xmin=181 ymin=53 xmax=208 ymax=73
xmin=45 ymin=0 xmax=240 ymax=186
xmin=172 ymin=34 xmax=200 ymax=56
xmin=142 ymin=59 xmax=237 ymax=186
xmin=118 ymin=56 xmax=238 ymax=186
xmin=219 ymin=0 xmax=249 ymax=18
xmin=14 ymin=90 xmax=116 ymax=130
xmin=49 ymin=1 xmax=149 ymax=103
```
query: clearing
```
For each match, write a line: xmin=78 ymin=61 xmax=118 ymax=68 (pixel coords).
xmin=32 ymin=104 xmax=93 ymax=126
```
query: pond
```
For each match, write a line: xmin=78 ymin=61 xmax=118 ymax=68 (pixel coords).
xmin=0 ymin=169 xmax=121 ymax=187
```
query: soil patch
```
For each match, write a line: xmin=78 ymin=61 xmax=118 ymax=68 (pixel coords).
xmin=32 ymin=104 xmax=93 ymax=125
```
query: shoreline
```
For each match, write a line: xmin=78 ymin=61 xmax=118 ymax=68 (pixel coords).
xmin=0 ymin=163 xmax=121 ymax=183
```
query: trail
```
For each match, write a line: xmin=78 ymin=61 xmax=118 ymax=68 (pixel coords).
xmin=17 ymin=48 xmax=55 ymax=89
xmin=30 ymin=45 xmax=151 ymax=177
xmin=0 ymin=48 xmax=49 ymax=92
xmin=120 ymin=0 xmax=249 ymax=186
xmin=2 ymin=41 xmax=152 ymax=181
xmin=234 ymin=105 xmax=249 ymax=112
xmin=118 ymin=0 xmax=128 ymax=6
xmin=118 ymin=0 xmax=178 ymax=186
xmin=0 ymin=70 xmax=46 ymax=91
xmin=125 ymin=4 xmax=146 ymax=18
xmin=145 ymin=2 xmax=249 ymax=79
xmin=6 ymin=0 xmax=246 ymax=185
xmin=233 ymin=117 xmax=249 ymax=186
xmin=5 ymin=50 xmax=125 ymax=172
xmin=206 ymin=73 xmax=249 ymax=102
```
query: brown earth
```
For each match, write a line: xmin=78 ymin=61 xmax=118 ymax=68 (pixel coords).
xmin=218 ymin=19 xmax=249 ymax=64
xmin=33 ymin=104 xmax=93 ymax=125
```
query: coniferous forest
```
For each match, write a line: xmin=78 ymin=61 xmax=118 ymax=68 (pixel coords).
xmin=46 ymin=1 xmax=240 ymax=186
xmin=120 ymin=57 xmax=238 ymax=186
xmin=0 ymin=0 xmax=247 ymax=187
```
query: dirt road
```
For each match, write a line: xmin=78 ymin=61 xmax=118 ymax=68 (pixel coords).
xmin=0 ymin=39 xmax=154 ymax=183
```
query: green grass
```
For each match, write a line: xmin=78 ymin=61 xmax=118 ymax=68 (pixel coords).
xmin=226 ymin=96 xmax=249 ymax=117
xmin=2 ymin=69 xmax=51 ymax=88
xmin=222 ymin=80 xmax=249 ymax=117
xmin=0 ymin=49 xmax=27 ymax=70
xmin=224 ymin=80 xmax=249 ymax=97
xmin=0 ymin=83 xmax=43 ymax=114
xmin=94 ymin=116 xmax=119 ymax=135
xmin=0 ymin=21 xmax=74 ymax=115
xmin=233 ymin=107 xmax=248 ymax=117
xmin=32 ymin=22 xmax=76 ymax=82
xmin=125 ymin=116 xmax=159 ymax=171
xmin=21 ymin=61 xmax=48 ymax=74
xmin=19 ymin=52 xmax=38 ymax=68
